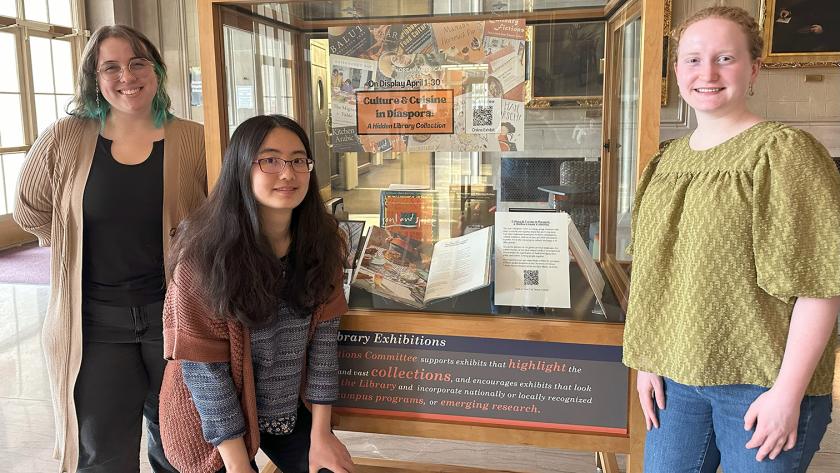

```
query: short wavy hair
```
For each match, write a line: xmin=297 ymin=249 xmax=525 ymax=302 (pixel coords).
xmin=67 ymin=25 xmax=173 ymax=127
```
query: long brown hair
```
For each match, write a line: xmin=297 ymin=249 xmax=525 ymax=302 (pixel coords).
xmin=169 ymin=115 xmax=346 ymax=327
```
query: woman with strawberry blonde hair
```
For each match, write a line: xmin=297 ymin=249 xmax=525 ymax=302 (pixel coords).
xmin=623 ymin=6 xmax=840 ymax=472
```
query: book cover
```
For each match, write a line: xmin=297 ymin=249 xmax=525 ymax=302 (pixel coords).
xmin=354 ymin=226 xmax=432 ymax=308
xmin=380 ymin=190 xmax=439 ymax=244
xmin=449 ymin=185 xmax=496 ymax=236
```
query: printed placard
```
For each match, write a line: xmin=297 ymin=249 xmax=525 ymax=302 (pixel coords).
xmin=466 ymin=95 xmax=501 ymax=135
xmin=329 ymin=20 xmax=526 ymax=152
xmin=356 ymin=89 xmax=454 ymax=135
xmin=335 ymin=330 xmax=629 ymax=434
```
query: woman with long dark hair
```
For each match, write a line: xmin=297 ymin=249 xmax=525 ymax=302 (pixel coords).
xmin=14 ymin=25 xmax=205 ymax=472
xmin=159 ymin=114 xmax=354 ymax=473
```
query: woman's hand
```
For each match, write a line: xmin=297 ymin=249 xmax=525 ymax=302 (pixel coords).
xmin=636 ymin=370 xmax=665 ymax=430
xmin=309 ymin=430 xmax=355 ymax=473
xmin=744 ymin=387 xmax=801 ymax=461
xmin=217 ymin=437 xmax=257 ymax=473
xmin=226 ymin=466 xmax=257 ymax=473
xmin=744 ymin=296 xmax=840 ymax=461
xmin=308 ymin=404 xmax=354 ymax=472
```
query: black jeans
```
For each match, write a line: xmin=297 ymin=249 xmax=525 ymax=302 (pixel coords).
xmin=74 ymin=299 xmax=177 ymax=473
xmin=219 ymin=403 xmax=332 ymax=473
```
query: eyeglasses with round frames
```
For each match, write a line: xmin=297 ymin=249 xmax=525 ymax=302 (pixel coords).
xmin=97 ymin=58 xmax=154 ymax=82
xmin=252 ymin=157 xmax=314 ymax=174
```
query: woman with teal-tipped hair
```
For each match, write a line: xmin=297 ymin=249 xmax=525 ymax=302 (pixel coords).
xmin=14 ymin=24 xmax=206 ymax=473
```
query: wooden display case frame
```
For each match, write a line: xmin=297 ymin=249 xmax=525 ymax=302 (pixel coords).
xmin=195 ymin=1 xmax=666 ymax=471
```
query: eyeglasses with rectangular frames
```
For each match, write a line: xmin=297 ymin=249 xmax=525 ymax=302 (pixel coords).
xmin=252 ymin=157 xmax=315 ymax=174
xmin=97 ymin=58 xmax=155 ymax=82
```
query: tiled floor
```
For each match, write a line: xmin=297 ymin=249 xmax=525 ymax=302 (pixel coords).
xmin=1 ymin=282 xmax=838 ymax=472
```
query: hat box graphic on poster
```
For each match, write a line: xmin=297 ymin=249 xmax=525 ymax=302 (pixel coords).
xmin=329 ymin=20 xmax=526 ymax=153
xmin=499 ymin=100 xmax=524 ymax=151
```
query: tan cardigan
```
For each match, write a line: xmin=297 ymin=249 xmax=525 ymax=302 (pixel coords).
xmin=13 ymin=115 xmax=206 ymax=473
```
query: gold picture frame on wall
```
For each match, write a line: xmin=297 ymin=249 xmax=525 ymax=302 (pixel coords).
xmin=526 ymin=21 xmax=606 ymax=108
xmin=759 ymin=0 xmax=840 ymax=68
xmin=661 ymin=0 xmax=672 ymax=106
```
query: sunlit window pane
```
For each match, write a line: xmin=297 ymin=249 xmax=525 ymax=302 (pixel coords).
xmin=283 ymin=30 xmax=292 ymax=58
xmin=0 ymin=93 xmax=25 ymax=147
xmin=52 ymin=39 xmax=74 ymax=94
xmin=0 ymin=0 xmax=16 ymax=19
xmin=24 ymin=0 xmax=49 ymax=23
xmin=35 ymin=93 xmax=57 ymax=134
xmin=30 ymin=37 xmax=55 ymax=94
xmin=0 ymin=33 xmax=20 ymax=93
xmin=2 ymin=152 xmax=25 ymax=213
xmin=48 ymin=0 xmax=73 ymax=27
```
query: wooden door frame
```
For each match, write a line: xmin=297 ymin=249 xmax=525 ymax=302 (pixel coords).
xmin=597 ymin=0 xmax=664 ymax=313
xmin=600 ymin=0 xmax=641 ymax=311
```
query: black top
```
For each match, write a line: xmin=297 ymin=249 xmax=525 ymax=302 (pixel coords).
xmin=82 ymin=135 xmax=165 ymax=306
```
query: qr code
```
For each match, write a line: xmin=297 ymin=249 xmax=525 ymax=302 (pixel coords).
xmin=523 ymin=269 xmax=539 ymax=286
xmin=472 ymin=105 xmax=493 ymax=126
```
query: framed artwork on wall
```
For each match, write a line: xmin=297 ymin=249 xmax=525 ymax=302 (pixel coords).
xmin=527 ymin=21 xmax=606 ymax=107
xmin=759 ymin=0 xmax=840 ymax=67
xmin=661 ymin=0 xmax=672 ymax=106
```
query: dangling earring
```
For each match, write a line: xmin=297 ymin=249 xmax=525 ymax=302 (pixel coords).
xmin=748 ymin=83 xmax=755 ymax=97
xmin=95 ymin=81 xmax=101 ymax=110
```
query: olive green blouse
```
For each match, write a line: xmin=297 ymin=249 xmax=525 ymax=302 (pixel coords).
xmin=623 ymin=121 xmax=840 ymax=395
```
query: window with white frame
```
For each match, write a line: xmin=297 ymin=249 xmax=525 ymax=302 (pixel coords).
xmin=30 ymin=36 xmax=75 ymax=134
xmin=0 ymin=0 xmax=83 ymax=219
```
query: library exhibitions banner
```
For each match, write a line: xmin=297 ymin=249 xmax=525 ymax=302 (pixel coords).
xmin=334 ymin=330 xmax=629 ymax=434
xmin=329 ymin=20 xmax=526 ymax=153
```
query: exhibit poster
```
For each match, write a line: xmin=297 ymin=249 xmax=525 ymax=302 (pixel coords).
xmin=328 ymin=20 xmax=526 ymax=152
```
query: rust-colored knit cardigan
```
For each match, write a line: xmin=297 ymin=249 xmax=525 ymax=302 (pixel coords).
xmin=159 ymin=260 xmax=347 ymax=473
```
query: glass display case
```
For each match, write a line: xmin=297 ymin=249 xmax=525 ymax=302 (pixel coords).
xmin=196 ymin=1 xmax=667 ymax=471
xmin=201 ymin=0 xmax=661 ymax=321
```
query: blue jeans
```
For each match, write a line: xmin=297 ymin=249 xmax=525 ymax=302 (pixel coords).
xmin=644 ymin=378 xmax=832 ymax=473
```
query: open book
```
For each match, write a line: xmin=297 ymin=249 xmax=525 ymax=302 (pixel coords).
xmin=352 ymin=225 xmax=493 ymax=308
